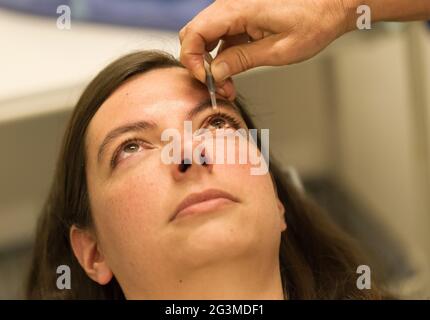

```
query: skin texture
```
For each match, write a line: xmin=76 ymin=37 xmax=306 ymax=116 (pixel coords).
xmin=179 ymin=0 xmax=430 ymax=100
xmin=70 ymin=67 xmax=287 ymax=299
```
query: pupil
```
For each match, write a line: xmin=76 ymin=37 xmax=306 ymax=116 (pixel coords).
xmin=213 ymin=118 xmax=225 ymax=128
xmin=126 ymin=143 xmax=138 ymax=152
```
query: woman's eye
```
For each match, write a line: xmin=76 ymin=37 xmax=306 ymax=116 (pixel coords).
xmin=124 ymin=142 xmax=140 ymax=153
xmin=118 ymin=142 xmax=142 ymax=160
xmin=112 ymin=140 xmax=147 ymax=168
xmin=209 ymin=117 xmax=227 ymax=129
xmin=206 ymin=114 xmax=241 ymax=130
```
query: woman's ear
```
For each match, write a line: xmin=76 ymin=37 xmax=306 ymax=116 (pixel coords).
xmin=69 ymin=225 xmax=113 ymax=285
xmin=277 ymin=199 xmax=287 ymax=232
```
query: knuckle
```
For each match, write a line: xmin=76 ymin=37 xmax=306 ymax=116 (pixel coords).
xmin=234 ymin=46 xmax=253 ymax=71
xmin=188 ymin=20 xmax=205 ymax=36
xmin=271 ymin=43 xmax=287 ymax=64
xmin=179 ymin=22 xmax=191 ymax=38
xmin=179 ymin=27 xmax=186 ymax=41
xmin=179 ymin=51 xmax=190 ymax=66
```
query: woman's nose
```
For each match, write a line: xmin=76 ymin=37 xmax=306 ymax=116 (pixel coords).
xmin=178 ymin=158 xmax=192 ymax=173
xmin=178 ymin=148 xmax=211 ymax=173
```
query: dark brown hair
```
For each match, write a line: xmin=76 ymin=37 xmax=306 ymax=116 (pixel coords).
xmin=26 ymin=50 xmax=383 ymax=299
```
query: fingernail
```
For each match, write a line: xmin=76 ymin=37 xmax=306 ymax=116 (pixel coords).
xmin=217 ymin=87 xmax=226 ymax=96
xmin=212 ymin=62 xmax=230 ymax=82
xmin=194 ymin=70 xmax=205 ymax=84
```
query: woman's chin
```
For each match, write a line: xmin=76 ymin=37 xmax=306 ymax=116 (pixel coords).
xmin=173 ymin=226 xmax=256 ymax=268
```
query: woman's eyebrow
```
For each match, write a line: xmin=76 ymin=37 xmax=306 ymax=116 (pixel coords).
xmin=97 ymin=98 xmax=241 ymax=164
xmin=185 ymin=98 xmax=241 ymax=119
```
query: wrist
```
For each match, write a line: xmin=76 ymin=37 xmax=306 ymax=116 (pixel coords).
xmin=339 ymin=0 xmax=363 ymax=33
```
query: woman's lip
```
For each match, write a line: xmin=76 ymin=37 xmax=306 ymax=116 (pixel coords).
xmin=171 ymin=188 xmax=239 ymax=221
xmin=174 ymin=197 xmax=235 ymax=220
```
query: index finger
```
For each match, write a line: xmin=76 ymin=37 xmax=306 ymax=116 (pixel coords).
xmin=179 ymin=4 xmax=245 ymax=83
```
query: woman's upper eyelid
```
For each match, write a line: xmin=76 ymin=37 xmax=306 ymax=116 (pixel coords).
xmin=107 ymin=111 xmax=243 ymax=163
xmin=202 ymin=111 xmax=241 ymax=124
xmin=118 ymin=113 xmax=240 ymax=150
xmin=100 ymin=106 xmax=242 ymax=163
xmin=114 ymin=111 xmax=240 ymax=143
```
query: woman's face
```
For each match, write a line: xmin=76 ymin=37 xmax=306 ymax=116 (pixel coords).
xmin=82 ymin=67 xmax=286 ymax=298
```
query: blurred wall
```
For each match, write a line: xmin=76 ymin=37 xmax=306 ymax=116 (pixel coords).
xmin=235 ymin=24 xmax=430 ymax=266
xmin=331 ymin=24 xmax=430 ymax=260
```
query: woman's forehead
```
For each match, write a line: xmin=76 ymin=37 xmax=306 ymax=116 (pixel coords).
xmin=103 ymin=67 xmax=206 ymax=110
xmin=90 ymin=68 xmax=207 ymax=126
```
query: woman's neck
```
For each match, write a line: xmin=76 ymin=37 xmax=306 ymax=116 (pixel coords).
xmin=127 ymin=257 xmax=286 ymax=300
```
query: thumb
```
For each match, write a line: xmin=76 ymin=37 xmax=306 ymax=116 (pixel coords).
xmin=211 ymin=39 xmax=272 ymax=82
xmin=184 ymin=53 xmax=206 ymax=84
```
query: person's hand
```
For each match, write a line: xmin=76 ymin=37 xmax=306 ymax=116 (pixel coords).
xmin=179 ymin=0 xmax=356 ymax=100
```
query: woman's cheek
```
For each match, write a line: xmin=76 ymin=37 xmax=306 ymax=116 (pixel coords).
xmin=96 ymin=164 xmax=164 ymax=233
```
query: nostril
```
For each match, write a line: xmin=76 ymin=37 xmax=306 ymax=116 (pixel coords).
xmin=199 ymin=153 xmax=207 ymax=166
xmin=179 ymin=158 xmax=192 ymax=173
xmin=199 ymin=148 xmax=209 ymax=166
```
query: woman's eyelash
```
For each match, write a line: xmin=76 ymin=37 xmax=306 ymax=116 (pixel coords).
xmin=109 ymin=112 xmax=243 ymax=169
xmin=111 ymin=138 xmax=145 ymax=168
xmin=205 ymin=111 xmax=242 ymax=129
